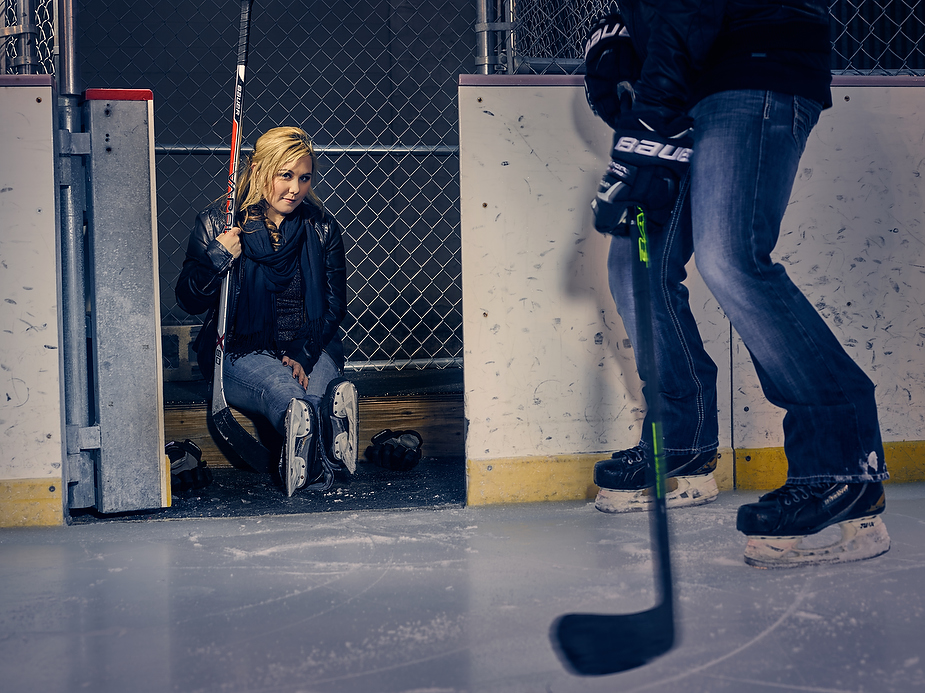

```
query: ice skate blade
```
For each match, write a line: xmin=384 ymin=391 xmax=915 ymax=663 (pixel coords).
xmin=743 ymin=514 xmax=891 ymax=569
xmin=284 ymin=400 xmax=311 ymax=497
xmin=595 ymin=474 xmax=719 ymax=514
xmin=331 ymin=383 xmax=358 ymax=474
xmin=285 ymin=458 xmax=307 ymax=498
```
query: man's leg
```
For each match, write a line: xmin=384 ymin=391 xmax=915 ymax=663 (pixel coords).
xmin=690 ymin=89 xmax=889 ymax=566
xmin=595 ymin=190 xmax=721 ymax=512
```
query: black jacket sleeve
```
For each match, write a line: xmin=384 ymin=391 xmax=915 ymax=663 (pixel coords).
xmin=317 ymin=213 xmax=348 ymax=349
xmin=621 ymin=0 xmax=727 ymax=115
xmin=174 ymin=207 xmax=235 ymax=316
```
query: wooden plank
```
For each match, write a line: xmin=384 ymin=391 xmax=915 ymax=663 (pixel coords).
xmin=165 ymin=394 xmax=464 ymax=469
xmin=359 ymin=394 xmax=465 ymax=459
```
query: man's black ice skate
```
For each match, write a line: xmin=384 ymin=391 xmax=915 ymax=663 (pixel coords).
xmin=737 ymin=481 xmax=890 ymax=568
xmin=593 ymin=446 xmax=719 ymax=513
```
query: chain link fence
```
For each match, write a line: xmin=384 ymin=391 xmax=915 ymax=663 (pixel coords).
xmin=1 ymin=0 xmax=53 ymax=74
xmin=483 ymin=0 xmax=924 ymax=75
xmin=75 ymin=0 xmax=475 ymax=375
xmin=829 ymin=0 xmax=925 ymax=73
xmin=3 ymin=0 xmax=923 ymax=376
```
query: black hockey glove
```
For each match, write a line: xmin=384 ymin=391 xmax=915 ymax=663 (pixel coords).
xmin=167 ymin=439 xmax=213 ymax=493
xmin=363 ymin=429 xmax=423 ymax=472
xmin=591 ymin=108 xmax=693 ymax=235
xmin=583 ymin=10 xmax=641 ymax=129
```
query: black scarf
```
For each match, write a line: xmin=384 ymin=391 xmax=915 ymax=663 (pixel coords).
xmin=228 ymin=204 xmax=325 ymax=366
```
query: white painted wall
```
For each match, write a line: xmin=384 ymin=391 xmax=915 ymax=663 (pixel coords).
xmin=0 ymin=81 xmax=66 ymax=484
xmin=460 ymin=78 xmax=924 ymax=461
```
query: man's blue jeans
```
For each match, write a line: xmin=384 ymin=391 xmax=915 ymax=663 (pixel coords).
xmin=607 ymin=90 xmax=886 ymax=483
xmin=223 ymin=350 xmax=340 ymax=435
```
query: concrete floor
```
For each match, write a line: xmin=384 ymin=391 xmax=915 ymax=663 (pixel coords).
xmin=2 ymin=485 xmax=924 ymax=693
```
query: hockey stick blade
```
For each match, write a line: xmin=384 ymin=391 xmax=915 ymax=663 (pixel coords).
xmin=551 ymin=599 xmax=674 ymax=675
xmin=550 ymin=206 xmax=677 ymax=677
xmin=209 ymin=406 xmax=271 ymax=473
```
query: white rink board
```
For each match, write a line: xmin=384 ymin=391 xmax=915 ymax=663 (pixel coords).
xmin=0 ymin=82 xmax=66 ymax=480
xmin=733 ymin=85 xmax=925 ymax=448
xmin=459 ymin=77 xmax=925 ymax=461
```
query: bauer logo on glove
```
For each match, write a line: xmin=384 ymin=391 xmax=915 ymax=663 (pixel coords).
xmin=613 ymin=135 xmax=691 ymax=163
xmin=592 ymin=108 xmax=694 ymax=233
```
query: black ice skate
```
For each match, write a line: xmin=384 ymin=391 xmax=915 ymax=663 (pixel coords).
xmin=736 ymin=481 xmax=890 ymax=568
xmin=281 ymin=398 xmax=314 ymax=497
xmin=323 ymin=378 xmax=358 ymax=474
xmin=593 ymin=446 xmax=719 ymax=513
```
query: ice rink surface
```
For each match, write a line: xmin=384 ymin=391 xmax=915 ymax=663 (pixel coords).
xmin=2 ymin=484 xmax=923 ymax=692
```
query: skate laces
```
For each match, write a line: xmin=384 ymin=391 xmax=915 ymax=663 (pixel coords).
xmin=759 ymin=483 xmax=833 ymax=506
xmin=611 ymin=446 xmax=646 ymax=468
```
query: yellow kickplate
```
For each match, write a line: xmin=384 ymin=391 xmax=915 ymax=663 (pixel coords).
xmin=163 ymin=453 xmax=172 ymax=508
xmin=0 ymin=479 xmax=63 ymax=527
xmin=465 ymin=443 xmax=923 ymax=506
xmin=466 ymin=447 xmax=736 ymax=506
xmin=467 ymin=454 xmax=600 ymax=506
xmin=880 ymin=441 xmax=925 ymax=484
xmin=733 ymin=441 xmax=925 ymax=491
xmin=734 ymin=448 xmax=789 ymax=491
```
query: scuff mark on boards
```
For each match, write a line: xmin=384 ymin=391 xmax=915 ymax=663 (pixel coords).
xmin=6 ymin=377 xmax=29 ymax=407
xmin=19 ymin=318 xmax=47 ymax=332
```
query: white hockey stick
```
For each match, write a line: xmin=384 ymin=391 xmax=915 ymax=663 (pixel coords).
xmin=208 ymin=0 xmax=271 ymax=473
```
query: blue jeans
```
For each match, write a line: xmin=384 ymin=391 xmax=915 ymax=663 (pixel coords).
xmin=223 ymin=350 xmax=340 ymax=435
xmin=608 ymin=90 xmax=886 ymax=483
xmin=608 ymin=183 xmax=720 ymax=458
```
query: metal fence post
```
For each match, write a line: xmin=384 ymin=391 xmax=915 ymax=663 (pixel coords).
xmin=56 ymin=0 xmax=96 ymax=509
xmin=474 ymin=0 xmax=516 ymax=74
xmin=1 ymin=0 xmax=39 ymax=73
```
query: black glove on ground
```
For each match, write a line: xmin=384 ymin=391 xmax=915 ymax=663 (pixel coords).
xmin=592 ymin=109 xmax=694 ymax=234
xmin=363 ymin=429 xmax=423 ymax=472
xmin=167 ymin=439 xmax=213 ymax=493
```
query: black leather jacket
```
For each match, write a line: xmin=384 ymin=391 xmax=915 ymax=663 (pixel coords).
xmin=618 ymin=0 xmax=832 ymax=116
xmin=175 ymin=203 xmax=348 ymax=379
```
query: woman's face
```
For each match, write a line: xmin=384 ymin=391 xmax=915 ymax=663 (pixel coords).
xmin=262 ymin=154 xmax=313 ymax=225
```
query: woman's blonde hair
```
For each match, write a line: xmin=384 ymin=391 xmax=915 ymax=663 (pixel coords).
xmin=236 ymin=126 xmax=323 ymax=225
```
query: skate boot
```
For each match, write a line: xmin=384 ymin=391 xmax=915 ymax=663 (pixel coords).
xmin=322 ymin=378 xmax=358 ymax=474
xmin=281 ymin=398 xmax=315 ymax=497
xmin=593 ymin=446 xmax=719 ymax=513
xmin=737 ymin=481 xmax=890 ymax=568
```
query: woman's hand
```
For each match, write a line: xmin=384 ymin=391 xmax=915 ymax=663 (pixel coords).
xmin=217 ymin=226 xmax=242 ymax=259
xmin=282 ymin=356 xmax=309 ymax=390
